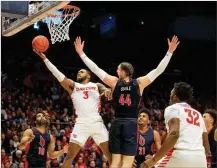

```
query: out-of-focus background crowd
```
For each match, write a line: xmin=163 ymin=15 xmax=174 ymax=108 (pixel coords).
xmin=1 ymin=66 xmax=216 ymax=168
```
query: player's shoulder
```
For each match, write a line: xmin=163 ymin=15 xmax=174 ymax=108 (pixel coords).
xmin=166 ymin=103 xmax=191 ymax=110
xmin=164 ymin=104 xmax=181 ymax=118
xmin=24 ymin=128 xmax=34 ymax=135
xmin=165 ymin=104 xmax=180 ymax=111
xmin=73 ymin=82 xmax=79 ymax=87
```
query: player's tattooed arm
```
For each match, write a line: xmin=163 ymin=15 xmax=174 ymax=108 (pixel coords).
xmin=48 ymin=135 xmax=68 ymax=159
xmin=60 ymin=79 xmax=75 ymax=95
xmin=18 ymin=129 xmax=35 ymax=150
xmin=137 ymin=35 xmax=180 ymax=94
xmin=33 ymin=49 xmax=75 ymax=94
xmin=97 ymin=83 xmax=110 ymax=94
xmin=74 ymin=37 xmax=118 ymax=88
xmin=96 ymin=83 xmax=112 ymax=100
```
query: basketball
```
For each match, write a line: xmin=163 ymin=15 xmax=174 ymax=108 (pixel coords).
xmin=32 ymin=35 xmax=49 ymax=52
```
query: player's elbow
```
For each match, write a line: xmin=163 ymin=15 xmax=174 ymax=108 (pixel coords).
xmin=155 ymin=68 xmax=164 ymax=75
xmin=49 ymin=156 xmax=56 ymax=159
xmin=48 ymin=153 xmax=56 ymax=159
xmin=17 ymin=144 xmax=25 ymax=150
xmin=169 ymin=130 xmax=179 ymax=139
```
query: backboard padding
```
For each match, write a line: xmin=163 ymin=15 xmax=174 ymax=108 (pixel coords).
xmin=2 ymin=1 xmax=69 ymax=37
xmin=1 ymin=1 xmax=29 ymax=18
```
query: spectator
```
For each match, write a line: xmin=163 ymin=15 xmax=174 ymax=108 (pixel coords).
xmin=88 ymin=160 xmax=97 ymax=168
xmin=77 ymin=157 xmax=87 ymax=168
xmin=1 ymin=66 xmax=216 ymax=167
xmin=1 ymin=149 xmax=8 ymax=165
xmin=13 ymin=135 xmax=20 ymax=148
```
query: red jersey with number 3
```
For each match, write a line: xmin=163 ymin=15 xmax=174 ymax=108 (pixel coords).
xmin=71 ymin=82 xmax=102 ymax=120
xmin=164 ymin=102 xmax=207 ymax=151
xmin=112 ymin=79 xmax=141 ymax=118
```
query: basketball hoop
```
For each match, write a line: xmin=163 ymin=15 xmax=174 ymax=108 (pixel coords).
xmin=43 ymin=5 xmax=80 ymax=44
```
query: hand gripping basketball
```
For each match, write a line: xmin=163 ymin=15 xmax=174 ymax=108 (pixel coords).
xmin=33 ymin=49 xmax=47 ymax=60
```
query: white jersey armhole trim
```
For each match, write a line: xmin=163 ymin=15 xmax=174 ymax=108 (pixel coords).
xmin=71 ymin=82 xmax=78 ymax=95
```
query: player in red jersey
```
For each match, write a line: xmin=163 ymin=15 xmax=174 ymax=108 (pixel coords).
xmin=33 ymin=50 xmax=112 ymax=168
xmin=141 ymin=82 xmax=211 ymax=168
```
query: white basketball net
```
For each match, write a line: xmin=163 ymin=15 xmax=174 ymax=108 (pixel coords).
xmin=44 ymin=6 xmax=80 ymax=44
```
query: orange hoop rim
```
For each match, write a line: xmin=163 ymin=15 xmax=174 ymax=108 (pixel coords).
xmin=46 ymin=5 xmax=80 ymax=18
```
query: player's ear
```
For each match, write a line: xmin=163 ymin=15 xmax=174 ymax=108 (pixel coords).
xmin=88 ymin=74 xmax=91 ymax=80
xmin=173 ymin=94 xmax=178 ymax=103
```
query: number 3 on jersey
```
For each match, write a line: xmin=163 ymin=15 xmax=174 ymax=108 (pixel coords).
xmin=119 ymin=94 xmax=131 ymax=106
xmin=184 ymin=109 xmax=200 ymax=127
xmin=83 ymin=91 xmax=89 ymax=99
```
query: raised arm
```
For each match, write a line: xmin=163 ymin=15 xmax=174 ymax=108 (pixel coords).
xmin=137 ymin=36 xmax=180 ymax=93
xmin=18 ymin=129 xmax=35 ymax=150
xmin=33 ymin=50 xmax=75 ymax=94
xmin=74 ymin=37 xmax=118 ymax=88
xmin=48 ymin=135 xmax=68 ymax=159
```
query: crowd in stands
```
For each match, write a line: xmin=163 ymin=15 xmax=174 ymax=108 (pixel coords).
xmin=1 ymin=69 xmax=216 ymax=168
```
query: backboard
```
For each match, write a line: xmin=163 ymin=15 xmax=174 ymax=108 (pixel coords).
xmin=1 ymin=1 xmax=69 ymax=37
xmin=1 ymin=1 xmax=29 ymax=18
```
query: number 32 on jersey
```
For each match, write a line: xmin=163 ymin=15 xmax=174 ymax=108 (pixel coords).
xmin=184 ymin=108 xmax=200 ymax=127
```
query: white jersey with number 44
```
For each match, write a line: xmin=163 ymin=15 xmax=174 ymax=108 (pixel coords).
xmin=164 ymin=102 xmax=207 ymax=151
xmin=71 ymin=82 xmax=102 ymax=122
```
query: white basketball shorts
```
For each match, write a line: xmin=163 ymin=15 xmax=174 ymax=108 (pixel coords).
xmin=70 ymin=120 xmax=108 ymax=146
xmin=155 ymin=150 xmax=207 ymax=168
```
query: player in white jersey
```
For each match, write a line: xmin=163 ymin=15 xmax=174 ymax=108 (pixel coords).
xmin=141 ymin=82 xmax=211 ymax=168
xmin=33 ymin=50 xmax=112 ymax=168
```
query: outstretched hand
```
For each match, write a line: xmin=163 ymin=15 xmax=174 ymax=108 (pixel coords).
xmin=74 ymin=36 xmax=85 ymax=56
xmin=167 ymin=35 xmax=180 ymax=54
xmin=33 ymin=49 xmax=46 ymax=60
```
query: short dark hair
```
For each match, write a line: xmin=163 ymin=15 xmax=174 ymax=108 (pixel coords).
xmin=139 ymin=107 xmax=151 ymax=119
xmin=119 ymin=62 xmax=134 ymax=78
xmin=174 ymin=82 xmax=193 ymax=103
xmin=32 ymin=111 xmax=50 ymax=126
xmin=204 ymin=109 xmax=217 ymax=125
